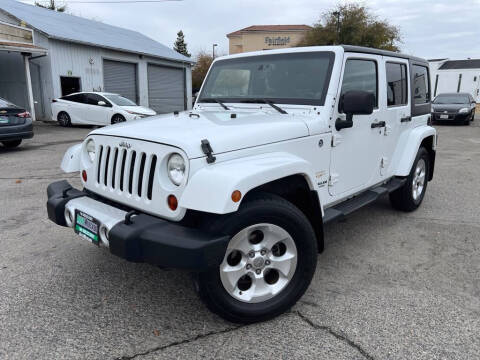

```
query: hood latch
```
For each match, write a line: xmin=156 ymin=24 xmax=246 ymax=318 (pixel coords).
xmin=201 ymin=139 xmax=216 ymax=164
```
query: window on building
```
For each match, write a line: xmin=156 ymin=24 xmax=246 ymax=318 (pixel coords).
xmin=412 ymin=65 xmax=430 ymax=104
xmin=60 ymin=76 xmax=81 ymax=96
xmin=341 ymin=59 xmax=378 ymax=107
xmin=386 ymin=62 xmax=408 ymax=106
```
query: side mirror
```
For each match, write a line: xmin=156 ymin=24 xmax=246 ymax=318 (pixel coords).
xmin=97 ymin=100 xmax=106 ymax=106
xmin=336 ymin=90 xmax=375 ymax=131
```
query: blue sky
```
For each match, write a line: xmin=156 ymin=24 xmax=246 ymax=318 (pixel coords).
xmin=24 ymin=0 xmax=480 ymax=60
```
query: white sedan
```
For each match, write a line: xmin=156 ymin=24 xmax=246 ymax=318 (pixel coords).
xmin=52 ymin=92 xmax=156 ymax=126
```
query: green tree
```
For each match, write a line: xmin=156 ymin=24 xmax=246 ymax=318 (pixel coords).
xmin=298 ymin=3 xmax=401 ymax=51
xmin=192 ymin=51 xmax=213 ymax=91
xmin=35 ymin=0 xmax=66 ymax=12
xmin=173 ymin=30 xmax=191 ymax=58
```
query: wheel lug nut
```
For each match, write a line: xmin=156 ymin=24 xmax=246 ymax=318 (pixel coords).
xmin=246 ymin=264 xmax=252 ymax=269
xmin=265 ymin=260 xmax=270 ymax=265
xmin=249 ymin=251 xmax=255 ymax=258
xmin=260 ymin=249 xmax=266 ymax=255
xmin=256 ymin=269 xmax=261 ymax=275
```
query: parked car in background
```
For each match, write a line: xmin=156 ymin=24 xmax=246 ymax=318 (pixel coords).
xmin=431 ymin=93 xmax=476 ymax=125
xmin=52 ymin=92 xmax=156 ymax=127
xmin=0 ymin=96 xmax=33 ymax=148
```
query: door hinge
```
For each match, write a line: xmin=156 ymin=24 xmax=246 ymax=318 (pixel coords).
xmin=328 ymin=173 xmax=339 ymax=186
xmin=331 ymin=134 xmax=343 ymax=147
xmin=384 ymin=125 xmax=392 ymax=136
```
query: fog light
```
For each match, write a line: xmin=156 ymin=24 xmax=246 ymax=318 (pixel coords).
xmin=64 ymin=208 xmax=74 ymax=227
xmin=167 ymin=195 xmax=178 ymax=211
xmin=82 ymin=170 xmax=87 ymax=182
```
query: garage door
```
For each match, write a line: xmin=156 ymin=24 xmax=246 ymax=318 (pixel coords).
xmin=148 ymin=64 xmax=185 ymax=114
xmin=103 ymin=60 xmax=138 ymax=103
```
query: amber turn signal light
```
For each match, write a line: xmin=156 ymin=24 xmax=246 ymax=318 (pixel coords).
xmin=81 ymin=170 xmax=87 ymax=182
xmin=167 ymin=195 xmax=178 ymax=211
xmin=231 ymin=190 xmax=242 ymax=203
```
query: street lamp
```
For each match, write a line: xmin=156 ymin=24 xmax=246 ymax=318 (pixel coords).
xmin=212 ymin=44 xmax=218 ymax=59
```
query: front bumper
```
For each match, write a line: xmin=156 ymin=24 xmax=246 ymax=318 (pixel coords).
xmin=0 ymin=119 xmax=34 ymax=141
xmin=432 ymin=112 xmax=471 ymax=122
xmin=46 ymin=180 xmax=229 ymax=270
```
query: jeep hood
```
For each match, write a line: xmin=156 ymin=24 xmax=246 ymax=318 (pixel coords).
xmin=90 ymin=111 xmax=311 ymax=158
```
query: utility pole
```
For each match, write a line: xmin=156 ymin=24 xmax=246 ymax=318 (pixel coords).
xmin=212 ymin=44 xmax=218 ymax=59
xmin=333 ymin=11 xmax=341 ymax=45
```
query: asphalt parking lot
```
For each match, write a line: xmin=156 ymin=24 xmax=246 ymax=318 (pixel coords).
xmin=1 ymin=118 xmax=479 ymax=360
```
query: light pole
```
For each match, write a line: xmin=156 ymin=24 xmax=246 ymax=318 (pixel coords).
xmin=212 ymin=44 xmax=218 ymax=59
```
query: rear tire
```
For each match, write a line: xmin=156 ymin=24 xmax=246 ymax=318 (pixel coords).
xmin=57 ymin=112 xmax=71 ymax=127
xmin=2 ymin=139 xmax=22 ymax=148
xmin=195 ymin=192 xmax=317 ymax=324
xmin=111 ymin=114 xmax=126 ymax=124
xmin=389 ymin=147 xmax=430 ymax=212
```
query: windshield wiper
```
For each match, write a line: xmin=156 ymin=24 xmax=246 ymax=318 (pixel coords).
xmin=239 ymin=99 xmax=287 ymax=114
xmin=199 ymin=98 xmax=230 ymax=110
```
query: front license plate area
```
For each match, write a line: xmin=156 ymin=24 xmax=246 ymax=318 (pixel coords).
xmin=0 ymin=116 xmax=9 ymax=124
xmin=440 ymin=114 xmax=449 ymax=119
xmin=74 ymin=210 xmax=100 ymax=245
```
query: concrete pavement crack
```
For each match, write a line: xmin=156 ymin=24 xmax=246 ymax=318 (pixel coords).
xmin=295 ymin=310 xmax=375 ymax=360
xmin=113 ymin=325 xmax=244 ymax=360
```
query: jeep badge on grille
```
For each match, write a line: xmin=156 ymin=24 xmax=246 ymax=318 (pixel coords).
xmin=119 ymin=141 xmax=131 ymax=149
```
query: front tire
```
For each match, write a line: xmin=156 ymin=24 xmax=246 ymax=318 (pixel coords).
xmin=195 ymin=193 xmax=317 ymax=323
xmin=2 ymin=139 xmax=22 ymax=148
xmin=389 ymin=147 xmax=430 ymax=212
xmin=111 ymin=114 xmax=126 ymax=124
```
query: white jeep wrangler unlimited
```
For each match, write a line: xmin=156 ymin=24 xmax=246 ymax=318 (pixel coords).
xmin=47 ymin=46 xmax=436 ymax=323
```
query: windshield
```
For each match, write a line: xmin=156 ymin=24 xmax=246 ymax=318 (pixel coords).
xmin=198 ymin=52 xmax=335 ymax=106
xmin=104 ymin=94 xmax=137 ymax=106
xmin=433 ymin=94 xmax=469 ymax=104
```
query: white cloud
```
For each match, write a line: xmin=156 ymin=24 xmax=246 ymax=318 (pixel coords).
xmin=23 ymin=0 xmax=480 ymax=59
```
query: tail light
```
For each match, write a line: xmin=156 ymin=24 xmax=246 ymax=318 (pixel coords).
xmin=16 ymin=112 xmax=30 ymax=118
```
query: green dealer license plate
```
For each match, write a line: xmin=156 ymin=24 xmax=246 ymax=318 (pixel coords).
xmin=0 ymin=116 xmax=9 ymax=124
xmin=74 ymin=210 xmax=100 ymax=245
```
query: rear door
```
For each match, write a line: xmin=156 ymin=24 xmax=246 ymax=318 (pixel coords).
xmin=381 ymin=58 xmax=411 ymax=178
xmin=329 ymin=54 xmax=386 ymax=197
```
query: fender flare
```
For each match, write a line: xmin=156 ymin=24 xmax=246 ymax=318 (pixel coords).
xmin=394 ymin=126 xmax=436 ymax=177
xmin=61 ymin=143 xmax=82 ymax=173
xmin=180 ymin=152 xmax=318 ymax=214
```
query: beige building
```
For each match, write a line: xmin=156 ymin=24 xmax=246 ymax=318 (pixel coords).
xmin=227 ymin=25 xmax=312 ymax=55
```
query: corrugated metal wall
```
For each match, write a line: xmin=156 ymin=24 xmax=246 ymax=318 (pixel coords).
xmin=103 ymin=60 xmax=138 ymax=103
xmin=147 ymin=64 xmax=185 ymax=113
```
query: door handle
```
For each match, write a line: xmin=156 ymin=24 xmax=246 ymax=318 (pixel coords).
xmin=371 ymin=121 xmax=386 ymax=128
xmin=400 ymin=116 xmax=412 ymax=122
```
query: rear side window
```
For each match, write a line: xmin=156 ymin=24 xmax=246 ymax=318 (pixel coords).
xmin=412 ymin=65 xmax=430 ymax=105
xmin=61 ymin=94 xmax=86 ymax=103
xmin=341 ymin=59 xmax=378 ymax=107
xmin=386 ymin=62 xmax=408 ymax=106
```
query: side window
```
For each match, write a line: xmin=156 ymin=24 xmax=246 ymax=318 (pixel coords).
xmin=386 ymin=62 xmax=408 ymax=106
xmin=63 ymin=94 xmax=86 ymax=103
xmin=341 ymin=59 xmax=378 ymax=107
xmin=86 ymin=93 xmax=110 ymax=106
xmin=412 ymin=65 xmax=430 ymax=104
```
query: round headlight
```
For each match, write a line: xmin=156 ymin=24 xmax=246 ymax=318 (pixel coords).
xmin=167 ymin=153 xmax=185 ymax=186
xmin=86 ymin=139 xmax=96 ymax=162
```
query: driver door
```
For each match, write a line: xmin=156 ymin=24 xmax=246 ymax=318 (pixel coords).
xmin=329 ymin=55 xmax=385 ymax=197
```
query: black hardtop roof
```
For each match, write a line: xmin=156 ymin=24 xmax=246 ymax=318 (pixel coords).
xmin=341 ymin=45 xmax=428 ymax=64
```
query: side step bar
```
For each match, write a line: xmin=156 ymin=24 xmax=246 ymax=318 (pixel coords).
xmin=323 ymin=177 xmax=406 ymax=224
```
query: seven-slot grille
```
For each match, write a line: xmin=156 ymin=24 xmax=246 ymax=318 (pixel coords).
xmin=96 ymin=145 xmax=158 ymax=200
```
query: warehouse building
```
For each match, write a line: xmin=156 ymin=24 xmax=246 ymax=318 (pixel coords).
xmin=429 ymin=58 xmax=480 ymax=102
xmin=0 ymin=0 xmax=194 ymax=121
